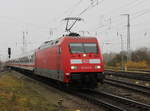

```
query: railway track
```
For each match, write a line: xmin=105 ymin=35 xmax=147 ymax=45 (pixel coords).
xmin=82 ymin=90 xmax=150 ymax=111
xmin=105 ymin=69 xmax=150 ymax=73
xmin=130 ymin=69 xmax=150 ymax=73
xmin=68 ymin=90 xmax=125 ymax=111
xmin=12 ymin=68 xmax=150 ymax=111
xmin=105 ymin=70 xmax=150 ymax=82
xmin=104 ymin=78 xmax=150 ymax=95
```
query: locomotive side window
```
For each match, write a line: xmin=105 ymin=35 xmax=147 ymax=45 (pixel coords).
xmin=70 ymin=43 xmax=84 ymax=53
xmin=58 ymin=47 xmax=61 ymax=54
xmin=55 ymin=40 xmax=59 ymax=44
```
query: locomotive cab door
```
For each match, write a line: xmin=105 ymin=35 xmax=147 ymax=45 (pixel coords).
xmin=56 ymin=46 xmax=62 ymax=80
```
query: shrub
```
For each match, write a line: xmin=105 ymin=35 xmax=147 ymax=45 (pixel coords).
xmin=126 ymin=61 xmax=149 ymax=69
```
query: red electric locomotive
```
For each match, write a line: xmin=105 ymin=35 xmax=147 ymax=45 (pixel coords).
xmin=35 ymin=34 xmax=104 ymax=88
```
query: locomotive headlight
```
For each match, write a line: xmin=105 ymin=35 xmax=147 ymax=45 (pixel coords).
xmin=66 ymin=73 xmax=70 ymax=76
xmin=95 ymin=65 xmax=101 ymax=69
xmin=71 ymin=66 xmax=77 ymax=70
xmin=83 ymin=54 xmax=86 ymax=57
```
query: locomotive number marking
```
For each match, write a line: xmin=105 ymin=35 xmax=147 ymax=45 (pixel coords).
xmin=82 ymin=59 xmax=89 ymax=63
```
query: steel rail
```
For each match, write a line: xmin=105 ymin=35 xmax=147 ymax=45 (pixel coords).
xmin=105 ymin=69 xmax=150 ymax=73
xmin=87 ymin=90 xmax=150 ymax=111
xmin=105 ymin=70 xmax=150 ymax=82
xmin=104 ymin=78 xmax=150 ymax=95
xmin=67 ymin=90 xmax=126 ymax=111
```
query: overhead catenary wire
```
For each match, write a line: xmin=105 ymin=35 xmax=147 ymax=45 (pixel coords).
xmin=92 ymin=0 xmax=149 ymax=32
xmin=0 ymin=1 xmax=86 ymax=33
xmin=131 ymin=8 xmax=150 ymax=20
xmin=94 ymin=5 xmax=150 ymax=32
xmin=50 ymin=0 xmax=85 ymax=25
xmin=67 ymin=0 xmax=84 ymax=16
xmin=78 ymin=0 xmax=105 ymax=16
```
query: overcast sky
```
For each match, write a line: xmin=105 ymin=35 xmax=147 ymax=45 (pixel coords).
xmin=0 ymin=0 xmax=150 ymax=60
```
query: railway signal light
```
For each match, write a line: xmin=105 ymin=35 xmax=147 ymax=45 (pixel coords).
xmin=8 ymin=47 xmax=11 ymax=59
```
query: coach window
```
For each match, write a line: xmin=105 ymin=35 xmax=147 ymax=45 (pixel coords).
xmin=30 ymin=56 xmax=33 ymax=63
xmin=51 ymin=42 xmax=54 ymax=45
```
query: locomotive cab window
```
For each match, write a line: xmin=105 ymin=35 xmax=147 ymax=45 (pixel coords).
xmin=84 ymin=43 xmax=98 ymax=53
xmin=69 ymin=43 xmax=98 ymax=53
xmin=70 ymin=43 xmax=84 ymax=53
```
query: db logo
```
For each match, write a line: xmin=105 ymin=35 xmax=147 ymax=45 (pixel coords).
xmin=82 ymin=59 xmax=89 ymax=63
